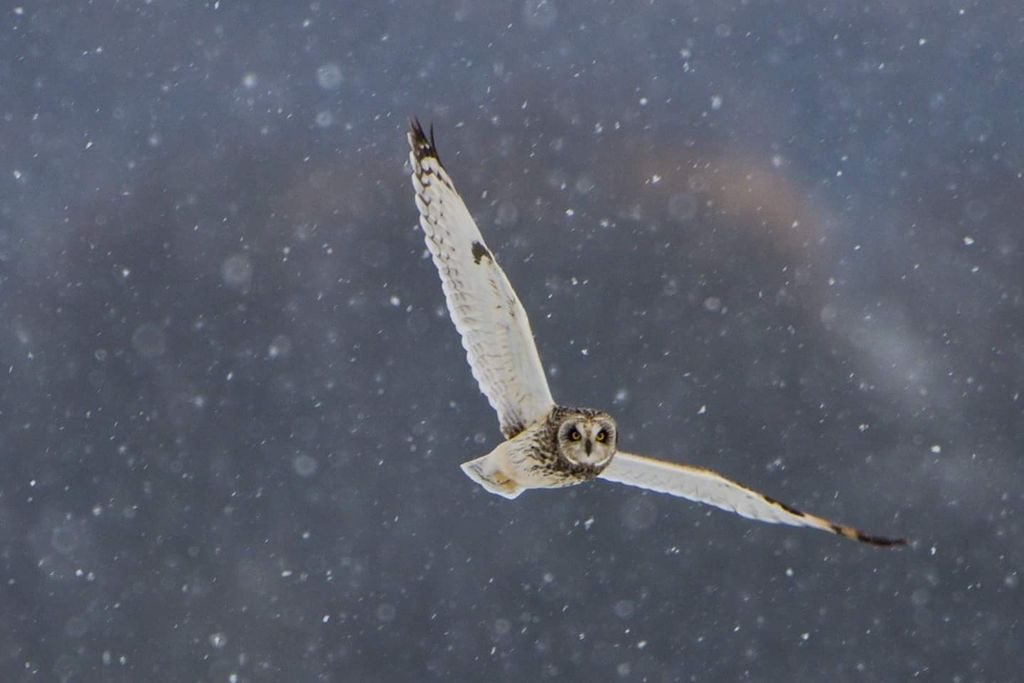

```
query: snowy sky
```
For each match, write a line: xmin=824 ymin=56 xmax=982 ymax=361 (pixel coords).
xmin=2 ymin=2 xmax=1022 ymax=680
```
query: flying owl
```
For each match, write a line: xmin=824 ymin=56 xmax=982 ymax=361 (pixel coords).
xmin=407 ymin=120 xmax=905 ymax=547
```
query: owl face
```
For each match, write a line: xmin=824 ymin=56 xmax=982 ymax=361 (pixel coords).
xmin=556 ymin=412 xmax=617 ymax=471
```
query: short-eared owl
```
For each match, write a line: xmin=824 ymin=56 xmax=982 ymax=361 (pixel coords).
xmin=408 ymin=120 xmax=905 ymax=547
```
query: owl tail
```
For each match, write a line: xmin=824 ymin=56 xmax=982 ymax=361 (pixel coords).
xmin=461 ymin=452 xmax=524 ymax=499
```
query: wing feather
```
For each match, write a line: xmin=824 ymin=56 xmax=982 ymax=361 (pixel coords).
xmin=408 ymin=120 xmax=555 ymax=438
xmin=600 ymin=452 xmax=906 ymax=547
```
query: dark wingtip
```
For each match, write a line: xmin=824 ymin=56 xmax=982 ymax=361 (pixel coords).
xmin=857 ymin=533 xmax=908 ymax=548
xmin=408 ymin=117 xmax=441 ymax=166
xmin=829 ymin=523 xmax=907 ymax=548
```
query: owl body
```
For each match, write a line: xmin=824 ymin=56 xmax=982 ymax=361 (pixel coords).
xmin=461 ymin=406 xmax=618 ymax=499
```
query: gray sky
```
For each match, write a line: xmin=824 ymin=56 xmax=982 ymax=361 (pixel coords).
xmin=2 ymin=2 xmax=1021 ymax=680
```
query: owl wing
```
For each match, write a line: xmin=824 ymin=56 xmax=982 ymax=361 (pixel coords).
xmin=599 ymin=452 xmax=906 ymax=547
xmin=408 ymin=120 xmax=555 ymax=439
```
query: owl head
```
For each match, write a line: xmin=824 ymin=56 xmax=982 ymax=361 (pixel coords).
xmin=556 ymin=409 xmax=617 ymax=473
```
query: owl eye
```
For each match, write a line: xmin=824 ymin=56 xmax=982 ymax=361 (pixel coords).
xmin=569 ymin=429 xmax=582 ymax=441
xmin=595 ymin=430 xmax=607 ymax=443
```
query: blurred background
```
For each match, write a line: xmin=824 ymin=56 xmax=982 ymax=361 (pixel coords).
xmin=2 ymin=1 xmax=1022 ymax=680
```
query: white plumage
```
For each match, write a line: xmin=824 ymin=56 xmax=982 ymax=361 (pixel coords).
xmin=600 ymin=453 xmax=900 ymax=545
xmin=408 ymin=121 xmax=554 ymax=439
xmin=407 ymin=120 xmax=905 ymax=548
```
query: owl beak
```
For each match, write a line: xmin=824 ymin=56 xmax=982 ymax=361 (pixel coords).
xmin=584 ymin=440 xmax=592 ymax=455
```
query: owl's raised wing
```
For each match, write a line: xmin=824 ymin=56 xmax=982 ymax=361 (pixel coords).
xmin=408 ymin=120 xmax=555 ymax=439
xmin=600 ymin=452 xmax=906 ymax=547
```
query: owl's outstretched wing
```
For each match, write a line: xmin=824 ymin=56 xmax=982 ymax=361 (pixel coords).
xmin=599 ymin=452 xmax=906 ymax=547
xmin=408 ymin=120 xmax=555 ymax=439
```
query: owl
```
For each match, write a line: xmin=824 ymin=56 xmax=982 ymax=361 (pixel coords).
xmin=407 ymin=120 xmax=905 ymax=547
